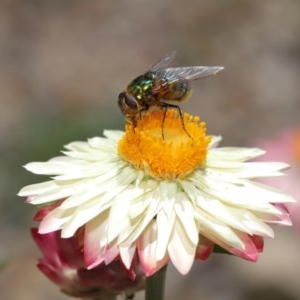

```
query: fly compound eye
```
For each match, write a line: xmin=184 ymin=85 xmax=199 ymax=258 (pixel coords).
xmin=124 ymin=94 xmax=138 ymax=110
xmin=118 ymin=92 xmax=126 ymax=115
xmin=118 ymin=92 xmax=139 ymax=115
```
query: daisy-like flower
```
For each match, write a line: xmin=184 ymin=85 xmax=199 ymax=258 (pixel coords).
xmin=19 ymin=109 xmax=294 ymax=276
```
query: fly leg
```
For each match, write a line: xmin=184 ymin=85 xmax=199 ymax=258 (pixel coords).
xmin=130 ymin=116 xmax=137 ymax=127
xmin=129 ymin=108 xmax=146 ymax=134
xmin=160 ymin=102 xmax=192 ymax=140
xmin=127 ymin=115 xmax=137 ymax=134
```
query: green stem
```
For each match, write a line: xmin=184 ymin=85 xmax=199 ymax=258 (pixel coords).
xmin=145 ymin=265 xmax=167 ymax=300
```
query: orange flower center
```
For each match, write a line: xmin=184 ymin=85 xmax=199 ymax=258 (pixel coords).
xmin=118 ymin=109 xmax=211 ymax=179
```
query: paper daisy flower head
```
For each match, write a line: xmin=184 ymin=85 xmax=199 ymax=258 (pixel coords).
xmin=31 ymin=227 xmax=144 ymax=299
xmin=19 ymin=109 xmax=295 ymax=276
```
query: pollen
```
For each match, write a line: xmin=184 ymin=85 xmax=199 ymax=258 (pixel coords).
xmin=118 ymin=109 xmax=211 ymax=179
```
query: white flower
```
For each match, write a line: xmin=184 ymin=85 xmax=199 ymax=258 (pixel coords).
xmin=19 ymin=110 xmax=294 ymax=276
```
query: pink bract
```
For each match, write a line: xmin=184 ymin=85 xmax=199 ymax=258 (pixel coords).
xmin=31 ymin=228 xmax=145 ymax=298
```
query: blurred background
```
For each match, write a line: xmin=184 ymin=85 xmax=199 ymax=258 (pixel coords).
xmin=0 ymin=0 xmax=300 ymax=299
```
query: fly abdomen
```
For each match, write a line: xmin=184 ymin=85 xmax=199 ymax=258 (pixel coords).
xmin=163 ymin=81 xmax=191 ymax=102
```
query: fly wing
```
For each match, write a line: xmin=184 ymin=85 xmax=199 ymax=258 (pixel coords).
xmin=149 ymin=51 xmax=176 ymax=72
xmin=158 ymin=66 xmax=224 ymax=83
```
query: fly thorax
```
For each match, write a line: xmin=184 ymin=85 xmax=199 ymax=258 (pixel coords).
xmin=127 ymin=75 xmax=155 ymax=106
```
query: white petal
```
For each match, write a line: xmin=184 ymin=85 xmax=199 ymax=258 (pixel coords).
xmin=181 ymin=181 xmax=249 ymax=232
xmin=61 ymin=150 xmax=118 ymax=161
xmin=137 ymin=220 xmax=160 ymax=276
xmin=84 ymin=212 xmax=109 ymax=268
xmin=103 ymin=239 xmax=119 ymax=265
xmin=53 ymin=161 xmax=122 ymax=181
xmin=119 ymin=243 xmax=136 ymax=269
xmin=195 ymin=210 xmax=245 ymax=249
xmin=205 ymin=158 xmax=243 ymax=169
xmin=191 ymin=173 xmax=281 ymax=214
xmin=61 ymin=196 xmax=112 ymax=238
xmin=208 ymin=135 xmax=222 ymax=148
xmin=24 ymin=160 xmax=75 ymax=175
xmin=204 ymin=163 xmax=290 ymax=180
xmin=232 ymin=162 xmax=290 ymax=178
xmin=156 ymin=209 xmax=175 ymax=260
xmin=159 ymin=181 xmax=177 ymax=218
xmin=103 ymin=130 xmax=124 ymax=141
xmin=198 ymin=200 xmax=251 ymax=233
xmin=107 ymin=194 xmax=131 ymax=243
xmin=129 ymin=181 xmax=159 ymax=219
xmin=174 ymin=193 xmax=198 ymax=245
xmin=18 ymin=180 xmax=57 ymax=196
xmin=39 ymin=207 xmax=74 ymax=234
xmin=29 ymin=185 xmax=77 ymax=205
xmin=59 ymin=167 xmax=134 ymax=209
xmin=242 ymin=181 xmax=295 ymax=203
xmin=64 ymin=137 xmax=117 ymax=155
xmin=61 ymin=174 xmax=139 ymax=236
xmin=119 ymin=191 xmax=160 ymax=245
xmin=241 ymin=211 xmax=274 ymax=237
xmin=208 ymin=147 xmax=265 ymax=161
xmin=168 ymin=219 xmax=196 ymax=274
xmin=64 ymin=140 xmax=93 ymax=152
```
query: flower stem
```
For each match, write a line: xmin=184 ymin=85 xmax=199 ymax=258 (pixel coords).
xmin=145 ymin=265 xmax=167 ymax=300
